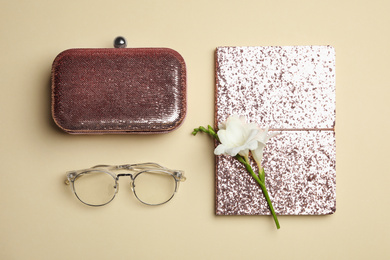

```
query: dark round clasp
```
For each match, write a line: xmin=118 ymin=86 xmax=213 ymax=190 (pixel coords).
xmin=113 ymin=36 xmax=127 ymax=48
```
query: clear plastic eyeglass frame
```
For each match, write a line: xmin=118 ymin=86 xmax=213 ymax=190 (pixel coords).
xmin=65 ymin=163 xmax=186 ymax=207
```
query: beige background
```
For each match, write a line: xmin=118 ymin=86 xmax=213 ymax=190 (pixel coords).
xmin=1 ymin=0 xmax=389 ymax=259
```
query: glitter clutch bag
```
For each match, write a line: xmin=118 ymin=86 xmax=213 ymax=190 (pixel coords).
xmin=51 ymin=38 xmax=186 ymax=134
xmin=215 ymin=46 xmax=336 ymax=215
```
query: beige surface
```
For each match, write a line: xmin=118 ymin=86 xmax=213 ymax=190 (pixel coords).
xmin=0 ymin=0 xmax=389 ymax=259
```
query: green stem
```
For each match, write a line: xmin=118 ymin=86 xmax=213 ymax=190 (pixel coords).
xmin=207 ymin=125 xmax=220 ymax=142
xmin=236 ymin=155 xmax=280 ymax=229
xmin=258 ymin=182 xmax=280 ymax=229
xmin=192 ymin=125 xmax=219 ymax=142
xmin=193 ymin=126 xmax=280 ymax=229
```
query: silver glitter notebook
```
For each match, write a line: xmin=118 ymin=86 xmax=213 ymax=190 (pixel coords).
xmin=215 ymin=46 xmax=336 ymax=215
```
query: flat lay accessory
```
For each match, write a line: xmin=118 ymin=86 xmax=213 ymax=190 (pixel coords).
xmin=214 ymin=46 xmax=336 ymax=217
xmin=65 ymin=163 xmax=186 ymax=206
xmin=51 ymin=37 xmax=187 ymax=134
xmin=193 ymin=116 xmax=281 ymax=229
xmin=193 ymin=45 xmax=335 ymax=229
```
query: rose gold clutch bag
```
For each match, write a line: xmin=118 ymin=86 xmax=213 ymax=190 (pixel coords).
xmin=51 ymin=41 xmax=186 ymax=134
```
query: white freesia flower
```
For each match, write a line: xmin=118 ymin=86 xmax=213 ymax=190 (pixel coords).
xmin=251 ymin=127 xmax=279 ymax=168
xmin=193 ymin=115 xmax=281 ymax=229
xmin=214 ymin=115 xmax=259 ymax=158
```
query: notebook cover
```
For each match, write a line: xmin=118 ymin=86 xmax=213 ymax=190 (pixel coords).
xmin=215 ymin=46 xmax=336 ymax=215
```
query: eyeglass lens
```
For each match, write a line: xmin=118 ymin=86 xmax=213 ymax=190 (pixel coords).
xmin=73 ymin=171 xmax=116 ymax=206
xmin=133 ymin=171 xmax=176 ymax=205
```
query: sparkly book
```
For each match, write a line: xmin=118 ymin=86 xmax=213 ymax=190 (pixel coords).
xmin=215 ymin=46 xmax=336 ymax=215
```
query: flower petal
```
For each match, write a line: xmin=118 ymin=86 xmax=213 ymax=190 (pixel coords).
xmin=238 ymin=149 xmax=250 ymax=158
xmin=252 ymin=142 xmax=266 ymax=165
xmin=217 ymin=129 xmax=229 ymax=146
xmin=215 ymin=115 xmax=267 ymax=158
xmin=214 ymin=143 xmax=227 ymax=155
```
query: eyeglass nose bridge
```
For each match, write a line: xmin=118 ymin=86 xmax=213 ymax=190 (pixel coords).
xmin=115 ymin=173 xmax=136 ymax=192
xmin=116 ymin=173 xmax=135 ymax=180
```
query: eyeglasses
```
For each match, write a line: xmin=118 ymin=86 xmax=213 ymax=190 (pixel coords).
xmin=65 ymin=163 xmax=186 ymax=206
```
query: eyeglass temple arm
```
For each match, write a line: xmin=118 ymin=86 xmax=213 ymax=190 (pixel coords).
xmin=65 ymin=170 xmax=77 ymax=185
xmin=91 ymin=162 xmax=165 ymax=171
xmin=64 ymin=163 xmax=186 ymax=183
xmin=140 ymin=169 xmax=186 ymax=182
xmin=169 ymin=170 xmax=185 ymax=182
xmin=65 ymin=163 xmax=164 ymax=179
xmin=64 ymin=167 xmax=102 ymax=185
